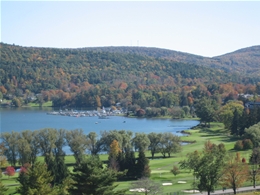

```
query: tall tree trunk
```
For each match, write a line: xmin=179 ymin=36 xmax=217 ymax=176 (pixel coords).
xmin=233 ymin=187 xmax=237 ymax=194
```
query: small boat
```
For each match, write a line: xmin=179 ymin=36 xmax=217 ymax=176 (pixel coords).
xmin=98 ymin=115 xmax=109 ymax=119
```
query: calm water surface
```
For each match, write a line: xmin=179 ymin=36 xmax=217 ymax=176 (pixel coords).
xmin=0 ymin=107 xmax=199 ymax=136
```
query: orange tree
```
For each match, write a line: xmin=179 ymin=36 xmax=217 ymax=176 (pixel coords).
xmin=219 ymin=153 xmax=249 ymax=194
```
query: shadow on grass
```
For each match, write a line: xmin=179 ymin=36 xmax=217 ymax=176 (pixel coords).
xmin=220 ymin=136 xmax=240 ymax=142
xmin=199 ymin=127 xmax=228 ymax=135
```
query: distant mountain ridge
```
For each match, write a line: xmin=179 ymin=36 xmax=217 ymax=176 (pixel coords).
xmin=82 ymin=45 xmax=260 ymax=76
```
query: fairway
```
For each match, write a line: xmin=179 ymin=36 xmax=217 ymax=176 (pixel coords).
xmin=2 ymin=122 xmax=256 ymax=194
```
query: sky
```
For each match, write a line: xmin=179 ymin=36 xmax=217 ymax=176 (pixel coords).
xmin=1 ymin=1 xmax=260 ymax=57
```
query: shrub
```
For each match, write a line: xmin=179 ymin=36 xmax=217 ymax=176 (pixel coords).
xmin=243 ymin=139 xmax=254 ymax=150
xmin=234 ymin=140 xmax=243 ymax=150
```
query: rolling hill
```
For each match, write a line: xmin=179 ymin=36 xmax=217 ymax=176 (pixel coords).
xmin=0 ymin=42 xmax=259 ymax=108
xmin=82 ymin=45 xmax=260 ymax=76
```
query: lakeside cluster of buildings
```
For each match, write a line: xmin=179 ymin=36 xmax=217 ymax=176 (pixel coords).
xmin=46 ymin=107 xmax=124 ymax=119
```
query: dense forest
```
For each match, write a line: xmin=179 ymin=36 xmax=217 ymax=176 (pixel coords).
xmin=82 ymin=45 xmax=260 ymax=76
xmin=0 ymin=42 xmax=260 ymax=110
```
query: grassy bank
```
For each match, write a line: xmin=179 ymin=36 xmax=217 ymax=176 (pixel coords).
xmin=2 ymin=122 xmax=254 ymax=194
xmin=26 ymin=101 xmax=52 ymax=107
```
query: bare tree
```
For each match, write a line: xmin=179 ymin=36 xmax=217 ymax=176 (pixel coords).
xmin=130 ymin=177 xmax=162 ymax=195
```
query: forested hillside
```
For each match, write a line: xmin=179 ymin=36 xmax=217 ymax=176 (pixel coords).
xmin=83 ymin=45 xmax=260 ymax=76
xmin=0 ymin=43 xmax=259 ymax=109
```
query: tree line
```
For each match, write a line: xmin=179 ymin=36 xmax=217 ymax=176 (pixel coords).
xmin=0 ymin=128 xmax=182 ymax=194
xmin=0 ymin=129 xmax=181 ymax=167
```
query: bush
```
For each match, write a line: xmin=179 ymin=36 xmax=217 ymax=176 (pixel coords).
xmin=234 ymin=140 xmax=243 ymax=150
xmin=243 ymin=139 xmax=254 ymax=150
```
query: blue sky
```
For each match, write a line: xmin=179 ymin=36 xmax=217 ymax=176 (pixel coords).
xmin=1 ymin=1 xmax=260 ymax=57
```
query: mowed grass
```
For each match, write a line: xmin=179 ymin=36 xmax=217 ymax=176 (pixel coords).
xmin=2 ymin=122 xmax=255 ymax=194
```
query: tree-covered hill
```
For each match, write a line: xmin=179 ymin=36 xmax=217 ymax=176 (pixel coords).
xmin=0 ymin=42 xmax=259 ymax=109
xmin=0 ymin=43 xmax=248 ymax=94
xmin=82 ymin=45 xmax=260 ymax=76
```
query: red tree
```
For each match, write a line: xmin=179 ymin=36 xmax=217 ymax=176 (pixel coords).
xmin=5 ymin=166 xmax=15 ymax=177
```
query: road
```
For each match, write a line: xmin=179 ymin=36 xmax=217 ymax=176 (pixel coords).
xmin=193 ymin=186 xmax=260 ymax=195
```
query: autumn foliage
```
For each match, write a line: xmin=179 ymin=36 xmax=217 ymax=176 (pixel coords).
xmin=5 ymin=166 xmax=15 ymax=177
xmin=219 ymin=153 xmax=249 ymax=194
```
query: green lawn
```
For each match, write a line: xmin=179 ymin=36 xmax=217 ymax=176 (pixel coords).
xmin=2 ymin=122 xmax=255 ymax=194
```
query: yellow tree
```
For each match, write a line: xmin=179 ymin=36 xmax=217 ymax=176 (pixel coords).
xmin=108 ymin=140 xmax=122 ymax=171
xmin=219 ymin=152 xmax=249 ymax=194
xmin=0 ymin=143 xmax=7 ymax=168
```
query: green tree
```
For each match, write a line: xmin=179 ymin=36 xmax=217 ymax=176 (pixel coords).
xmin=124 ymin=150 xmax=136 ymax=178
xmin=86 ymin=132 xmax=101 ymax=155
xmin=47 ymin=155 xmax=69 ymax=186
xmin=17 ymin=137 xmax=32 ymax=165
xmin=238 ymin=109 xmax=250 ymax=136
xmin=118 ymin=130 xmax=133 ymax=153
xmin=148 ymin=132 xmax=162 ymax=159
xmin=35 ymin=128 xmax=58 ymax=165
xmin=65 ymin=129 xmax=88 ymax=165
xmin=180 ymin=141 xmax=226 ymax=195
xmin=0 ymin=179 xmax=8 ymax=195
xmin=1 ymin=131 xmax=19 ymax=166
xmin=195 ymin=97 xmax=217 ymax=127
xmin=136 ymin=151 xmax=151 ymax=178
xmin=245 ymin=122 xmax=260 ymax=147
xmin=171 ymin=165 xmax=180 ymax=184
xmin=231 ymin=108 xmax=240 ymax=136
xmin=69 ymin=155 xmax=126 ymax=195
xmin=16 ymin=161 xmax=58 ymax=195
xmin=217 ymin=101 xmax=244 ymax=130
xmin=19 ymin=130 xmax=40 ymax=165
xmin=99 ymin=130 xmax=124 ymax=153
xmin=132 ymin=133 xmax=150 ymax=152
xmin=158 ymin=132 xmax=182 ymax=158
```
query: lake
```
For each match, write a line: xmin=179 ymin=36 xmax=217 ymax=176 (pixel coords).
xmin=0 ymin=107 xmax=199 ymax=136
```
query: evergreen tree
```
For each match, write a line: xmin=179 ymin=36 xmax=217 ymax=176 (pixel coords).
xmin=69 ymin=156 xmax=126 ymax=195
xmin=47 ymin=155 xmax=69 ymax=186
xmin=248 ymin=107 xmax=258 ymax=127
xmin=116 ymin=151 xmax=125 ymax=172
xmin=238 ymin=109 xmax=249 ymax=136
xmin=136 ymin=151 xmax=151 ymax=178
xmin=16 ymin=161 xmax=58 ymax=195
xmin=125 ymin=150 xmax=136 ymax=178
xmin=0 ymin=178 xmax=8 ymax=195
xmin=257 ymin=107 xmax=260 ymax=124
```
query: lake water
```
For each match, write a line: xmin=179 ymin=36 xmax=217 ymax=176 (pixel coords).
xmin=0 ymin=107 xmax=199 ymax=136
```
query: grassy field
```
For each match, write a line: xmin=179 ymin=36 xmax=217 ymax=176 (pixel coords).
xmin=2 ymin=122 xmax=256 ymax=194
xmin=27 ymin=101 xmax=52 ymax=107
